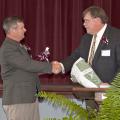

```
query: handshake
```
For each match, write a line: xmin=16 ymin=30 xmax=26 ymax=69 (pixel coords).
xmin=51 ymin=61 xmax=62 ymax=74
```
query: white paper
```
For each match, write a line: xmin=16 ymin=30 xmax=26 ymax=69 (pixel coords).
xmin=70 ymin=57 xmax=102 ymax=88
xmin=101 ymin=50 xmax=110 ymax=56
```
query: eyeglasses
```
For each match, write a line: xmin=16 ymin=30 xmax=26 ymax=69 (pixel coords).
xmin=83 ymin=18 xmax=96 ymax=24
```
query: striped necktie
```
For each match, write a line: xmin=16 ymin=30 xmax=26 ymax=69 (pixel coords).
xmin=88 ymin=34 xmax=97 ymax=65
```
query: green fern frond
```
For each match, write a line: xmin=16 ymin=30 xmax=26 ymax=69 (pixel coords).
xmin=37 ymin=91 xmax=88 ymax=120
xmin=95 ymin=72 xmax=120 ymax=120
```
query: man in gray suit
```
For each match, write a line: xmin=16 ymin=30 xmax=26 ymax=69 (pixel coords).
xmin=0 ymin=16 xmax=59 ymax=120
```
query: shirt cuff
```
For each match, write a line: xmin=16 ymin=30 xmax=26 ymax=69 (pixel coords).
xmin=59 ymin=63 xmax=65 ymax=74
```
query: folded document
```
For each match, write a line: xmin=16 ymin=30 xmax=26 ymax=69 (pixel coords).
xmin=71 ymin=57 xmax=102 ymax=88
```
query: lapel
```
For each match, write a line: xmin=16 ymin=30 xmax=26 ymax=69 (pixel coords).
xmin=82 ymin=34 xmax=92 ymax=61
xmin=93 ymin=25 xmax=111 ymax=64
xmin=18 ymin=44 xmax=30 ymax=58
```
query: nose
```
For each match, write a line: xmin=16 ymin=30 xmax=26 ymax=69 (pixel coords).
xmin=83 ymin=22 xmax=86 ymax=28
xmin=24 ymin=28 xmax=27 ymax=32
xmin=83 ymin=21 xmax=86 ymax=26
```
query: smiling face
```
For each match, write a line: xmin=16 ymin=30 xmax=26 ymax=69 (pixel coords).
xmin=83 ymin=12 xmax=104 ymax=35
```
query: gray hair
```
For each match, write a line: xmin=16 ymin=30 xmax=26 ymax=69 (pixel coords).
xmin=3 ymin=16 xmax=23 ymax=34
xmin=83 ymin=6 xmax=108 ymax=24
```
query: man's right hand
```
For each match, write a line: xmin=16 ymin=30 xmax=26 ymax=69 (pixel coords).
xmin=51 ymin=61 xmax=62 ymax=74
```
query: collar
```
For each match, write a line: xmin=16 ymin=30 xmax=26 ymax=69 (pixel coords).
xmin=97 ymin=24 xmax=107 ymax=38
xmin=5 ymin=37 xmax=20 ymax=46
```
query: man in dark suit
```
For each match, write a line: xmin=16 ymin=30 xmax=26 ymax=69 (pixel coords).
xmin=0 ymin=16 xmax=60 ymax=120
xmin=57 ymin=6 xmax=120 ymax=109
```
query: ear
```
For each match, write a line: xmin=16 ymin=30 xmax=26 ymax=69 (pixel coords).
xmin=95 ymin=17 xmax=102 ymax=23
xmin=10 ymin=27 xmax=16 ymax=33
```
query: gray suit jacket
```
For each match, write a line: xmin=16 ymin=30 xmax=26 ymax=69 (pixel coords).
xmin=62 ymin=25 xmax=120 ymax=83
xmin=0 ymin=38 xmax=52 ymax=105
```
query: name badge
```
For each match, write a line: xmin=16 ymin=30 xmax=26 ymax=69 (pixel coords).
xmin=101 ymin=50 xmax=110 ymax=56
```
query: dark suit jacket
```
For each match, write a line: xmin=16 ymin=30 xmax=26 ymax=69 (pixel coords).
xmin=0 ymin=38 xmax=52 ymax=105
xmin=62 ymin=25 xmax=120 ymax=83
